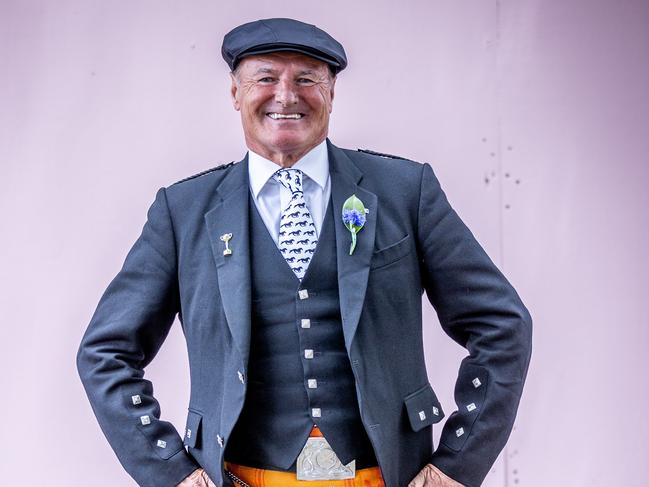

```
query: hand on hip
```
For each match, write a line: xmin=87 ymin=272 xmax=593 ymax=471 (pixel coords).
xmin=176 ymin=468 xmax=217 ymax=487
xmin=408 ymin=464 xmax=464 ymax=487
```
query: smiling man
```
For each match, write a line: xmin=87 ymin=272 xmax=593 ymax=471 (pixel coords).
xmin=77 ymin=18 xmax=532 ymax=487
xmin=230 ymin=51 xmax=335 ymax=168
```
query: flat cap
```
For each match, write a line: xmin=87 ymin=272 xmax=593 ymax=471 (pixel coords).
xmin=221 ymin=18 xmax=347 ymax=73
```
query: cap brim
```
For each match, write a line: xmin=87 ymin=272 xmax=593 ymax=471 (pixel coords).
xmin=236 ymin=45 xmax=342 ymax=70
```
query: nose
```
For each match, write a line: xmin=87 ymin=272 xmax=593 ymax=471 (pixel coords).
xmin=274 ymin=78 xmax=298 ymax=106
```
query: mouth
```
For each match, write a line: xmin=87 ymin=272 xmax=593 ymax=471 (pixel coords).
xmin=266 ymin=112 xmax=305 ymax=120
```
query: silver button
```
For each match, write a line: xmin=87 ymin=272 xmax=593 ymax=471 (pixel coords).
xmin=433 ymin=407 xmax=439 ymax=416
xmin=304 ymin=349 xmax=314 ymax=359
xmin=131 ymin=394 xmax=141 ymax=405
xmin=418 ymin=410 xmax=426 ymax=421
xmin=467 ymin=403 xmax=477 ymax=412
xmin=186 ymin=429 xmax=192 ymax=438
xmin=217 ymin=434 xmax=224 ymax=447
xmin=298 ymin=289 xmax=309 ymax=300
xmin=140 ymin=415 xmax=151 ymax=426
xmin=307 ymin=379 xmax=318 ymax=389
xmin=237 ymin=370 xmax=245 ymax=384
xmin=311 ymin=408 xmax=321 ymax=418
xmin=156 ymin=439 xmax=167 ymax=448
xmin=472 ymin=378 xmax=482 ymax=388
xmin=456 ymin=427 xmax=464 ymax=437
xmin=301 ymin=318 xmax=311 ymax=328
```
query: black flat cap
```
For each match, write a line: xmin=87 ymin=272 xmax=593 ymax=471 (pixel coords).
xmin=221 ymin=18 xmax=347 ymax=74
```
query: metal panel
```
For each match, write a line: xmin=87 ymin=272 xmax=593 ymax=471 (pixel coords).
xmin=498 ymin=1 xmax=649 ymax=486
xmin=3 ymin=0 xmax=647 ymax=485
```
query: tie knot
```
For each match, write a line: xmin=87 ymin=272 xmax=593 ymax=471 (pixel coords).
xmin=273 ymin=168 xmax=304 ymax=194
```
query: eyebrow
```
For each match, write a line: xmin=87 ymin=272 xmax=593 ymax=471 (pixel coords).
xmin=252 ymin=67 xmax=276 ymax=75
xmin=251 ymin=67 xmax=319 ymax=76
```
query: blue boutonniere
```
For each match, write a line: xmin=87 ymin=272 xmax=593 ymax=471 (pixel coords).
xmin=342 ymin=194 xmax=368 ymax=255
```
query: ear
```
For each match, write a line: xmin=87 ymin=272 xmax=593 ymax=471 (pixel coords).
xmin=230 ymin=72 xmax=241 ymax=111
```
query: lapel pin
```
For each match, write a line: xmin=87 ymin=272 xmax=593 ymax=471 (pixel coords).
xmin=220 ymin=233 xmax=233 ymax=256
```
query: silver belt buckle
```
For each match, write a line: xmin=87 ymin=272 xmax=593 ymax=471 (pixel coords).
xmin=296 ymin=436 xmax=356 ymax=480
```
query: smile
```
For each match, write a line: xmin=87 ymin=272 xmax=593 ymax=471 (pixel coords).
xmin=266 ymin=113 xmax=304 ymax=120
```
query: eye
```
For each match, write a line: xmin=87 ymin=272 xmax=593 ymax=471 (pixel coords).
xmin=258 ymin=77 xmax=275 ymax=83
xmin=297 ymin=78 xmax=316 ymax=85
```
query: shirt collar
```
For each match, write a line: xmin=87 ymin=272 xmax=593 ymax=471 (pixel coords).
xmin=248 ymin=139 xmax=329 ymax=199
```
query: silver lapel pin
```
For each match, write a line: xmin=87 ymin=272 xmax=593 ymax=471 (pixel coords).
xmin=220 ymin=233 xmax=233 ymax=256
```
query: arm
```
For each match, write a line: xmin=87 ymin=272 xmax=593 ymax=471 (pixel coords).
xmin=415 ymin=163 xmax=533 ymax=487
xmin=76 ymin=187 xmax=199 ymax=487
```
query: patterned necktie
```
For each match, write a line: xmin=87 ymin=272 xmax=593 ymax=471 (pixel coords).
xmin=272 ymin=168 xmax=318 ymax=280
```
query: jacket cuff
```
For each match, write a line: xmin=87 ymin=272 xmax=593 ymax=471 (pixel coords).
xmin=431 ymin=443 xmax=487 ymax=487
xmin=149 ymin=448 xmax=201 ymax=487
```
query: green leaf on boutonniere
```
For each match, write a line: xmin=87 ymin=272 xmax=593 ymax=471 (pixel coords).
xmin=342 ymin=194 xmax=368 ymax=255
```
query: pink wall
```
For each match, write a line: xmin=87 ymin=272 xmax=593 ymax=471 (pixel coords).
xmin=1 ymin=1 xmax=647 ymax=485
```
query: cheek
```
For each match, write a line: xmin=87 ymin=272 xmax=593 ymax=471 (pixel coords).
xmin=241 ymin=91 xmax=270 ymax=117
xmin=242 ymin=103 xmax=265 ymax=123
xmin=316 ymin=90 xmax=333 ymax=114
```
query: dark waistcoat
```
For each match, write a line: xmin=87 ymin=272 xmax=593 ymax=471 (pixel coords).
xmin=224 ymin=191 xmax=377 ymax=471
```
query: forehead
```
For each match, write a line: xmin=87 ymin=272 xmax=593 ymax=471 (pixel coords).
xmin=237 ymin=52 xmax=329 ymax=74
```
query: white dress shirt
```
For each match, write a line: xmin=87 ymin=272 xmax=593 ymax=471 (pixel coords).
xmin=247 ymin=139 xmax=331 ymax=247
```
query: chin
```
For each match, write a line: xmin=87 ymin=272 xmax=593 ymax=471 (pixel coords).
xmin=267 ymin=133 xmax=311 ymax=152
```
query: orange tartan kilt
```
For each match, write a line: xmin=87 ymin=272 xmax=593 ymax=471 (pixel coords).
xmin=223 ymin=426 xmax=385 ymax=487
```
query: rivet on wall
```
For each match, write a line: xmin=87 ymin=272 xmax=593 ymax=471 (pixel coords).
xmin=509 ymin=448 xmax=520 ymax=486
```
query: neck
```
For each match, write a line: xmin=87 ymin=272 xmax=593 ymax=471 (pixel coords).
xmin=246 ymin=137 xmax=326 ymax=168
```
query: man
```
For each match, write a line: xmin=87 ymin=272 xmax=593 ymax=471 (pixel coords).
xmin=77 ymin=18 xmax=532 ymax=487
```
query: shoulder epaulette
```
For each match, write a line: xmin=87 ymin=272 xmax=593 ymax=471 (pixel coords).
xmin=171 ymin=161 xmax=236 ymax=185
xmin=357 ymin=148 xmax=411 ymax=161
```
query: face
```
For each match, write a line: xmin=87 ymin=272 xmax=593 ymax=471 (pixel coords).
xmin=230 ymin=51 xmax=336 ymax=163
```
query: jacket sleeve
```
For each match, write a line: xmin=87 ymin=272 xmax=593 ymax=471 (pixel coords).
xmin=76 ymin=187 xmax=199 ymax=487
xmin=415 ymin=163 xmax=533 ymax=487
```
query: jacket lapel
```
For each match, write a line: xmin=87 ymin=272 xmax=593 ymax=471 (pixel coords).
xmin=328 ymin=140 xmax=378 ymax=353
xmin=203 ymin=142 xmax=378 ymax=364
xmin=204 ymin=155 xmax=252 ymax=367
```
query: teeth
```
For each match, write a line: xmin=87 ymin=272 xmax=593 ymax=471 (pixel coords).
xmin=268 ymin=113 xmax=303 ymax=120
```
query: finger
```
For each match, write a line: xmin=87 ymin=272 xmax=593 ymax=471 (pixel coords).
xmin=428 ymin=465 xmax=465 ymax=487
xmin=200 ymin=470 xmax=217 ymax=487
xmin=407 ymin=467 xmax=428 ymax=487
xmin=176 ymin=468 xmax=204 ymax=487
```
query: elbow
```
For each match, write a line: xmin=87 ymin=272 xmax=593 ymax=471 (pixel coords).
xmin=76 ymin=335 xmax=93 ymax=386
xmin=76 ymin=341 xmax=87 ymax=383
xmin=517 ymin=305 xmax=533 ymax=381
